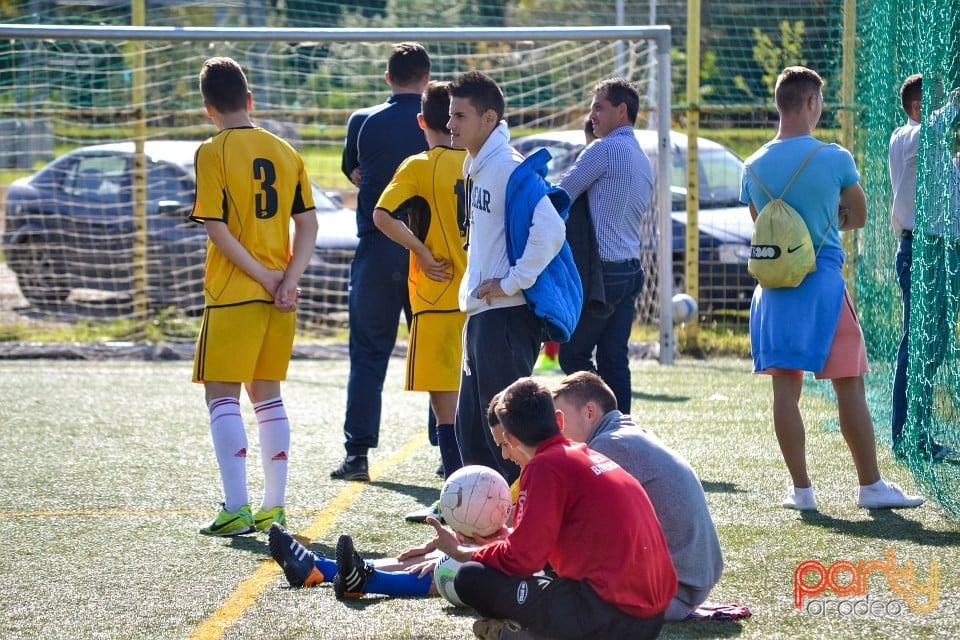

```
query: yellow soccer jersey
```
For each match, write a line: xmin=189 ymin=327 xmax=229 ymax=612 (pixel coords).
xmin=375 ymin=145 xmax=468 ymax=315
xmin=191 ymin=127 xmax=315 ymax=306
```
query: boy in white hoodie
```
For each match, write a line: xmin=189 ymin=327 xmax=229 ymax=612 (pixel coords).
xmin=446 ymin=71 xmax=567 ymax=485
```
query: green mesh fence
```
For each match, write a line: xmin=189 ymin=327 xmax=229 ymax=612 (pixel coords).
xmin=857 ymin=0 xmax=960 ymax=518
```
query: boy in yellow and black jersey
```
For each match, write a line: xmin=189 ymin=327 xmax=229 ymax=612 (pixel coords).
xmin=373 ymin=80 xmax=468 ymax=482
xmin=190 ymin=56 xmax=318 ymax=537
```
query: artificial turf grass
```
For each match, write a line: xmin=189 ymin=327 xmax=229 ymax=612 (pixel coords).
xmin=0 ymin=357 xmax=956 ymax=639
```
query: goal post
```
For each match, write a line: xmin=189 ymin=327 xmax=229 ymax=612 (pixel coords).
xmin=0 ymin=24 xmax=675 ymax=362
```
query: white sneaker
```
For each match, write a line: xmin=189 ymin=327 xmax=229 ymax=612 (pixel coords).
xmin=857 ymin=480 xmax=924 ymax=509
xmin=782 ymin=486 xmax=818 ymax=511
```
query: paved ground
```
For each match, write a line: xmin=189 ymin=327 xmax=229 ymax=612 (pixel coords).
xmin=0 ymin=262 xmax=29 ymax=323
xmin=0 ymin=189 xmax=28 ymax=324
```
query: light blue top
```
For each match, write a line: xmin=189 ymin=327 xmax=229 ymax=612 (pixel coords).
xmin=740 ymin=135 xmax=859 ymax=252
xmin=741 ymin=135 xmax=859 ymax=372
xmin=560 ymin=126 xmax=652 ymax=261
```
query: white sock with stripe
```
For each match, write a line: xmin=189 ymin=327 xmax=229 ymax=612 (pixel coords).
xmin=255 ymin=396 xmax=290 ymax=510
xmin=208 ymin=397 xmax=248 ymax=512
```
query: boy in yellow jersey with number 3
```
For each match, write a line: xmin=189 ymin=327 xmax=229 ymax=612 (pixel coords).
xmin=190 ymin=56 xmax=318 ymax=536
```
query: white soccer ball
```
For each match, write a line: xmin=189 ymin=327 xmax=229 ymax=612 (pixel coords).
xmin=433 ymin=554 xmax=466 ymax=607
xmin=671 ymin=292 xmax=698 ymax=324
xmin=438 ymin=464 xmax=512 ymax=539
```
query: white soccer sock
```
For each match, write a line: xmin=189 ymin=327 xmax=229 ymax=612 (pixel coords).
xmin=254 ymin=396 xmax=290 ymax=510
xmin=208 ymin=397 xmax=248 ymax=512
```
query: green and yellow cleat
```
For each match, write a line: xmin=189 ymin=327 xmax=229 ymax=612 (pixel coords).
xmin=199 ymin=504 xmax=255 ymax=537
xmin=253 ymin=505 xmax=287 ymax=532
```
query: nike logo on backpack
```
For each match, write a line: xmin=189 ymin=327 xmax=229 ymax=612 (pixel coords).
xmin=787 ymin=244 xmax=805 ymax=253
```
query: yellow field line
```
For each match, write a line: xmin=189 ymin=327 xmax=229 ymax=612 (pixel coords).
xmin=188 ymin=435 xmax=425 ymax=640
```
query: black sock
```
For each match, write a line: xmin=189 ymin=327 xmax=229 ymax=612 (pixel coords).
xmin=436 ymin=425 xmax=462 ymax=479
xmin=427 ymin=409 xmax=439 ymax=446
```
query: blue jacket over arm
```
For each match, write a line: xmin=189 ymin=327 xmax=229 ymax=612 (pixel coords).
xmin=504 ymin=149 xmax=583 ymax=342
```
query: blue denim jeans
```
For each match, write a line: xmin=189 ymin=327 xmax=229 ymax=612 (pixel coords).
xmin=895 ymin=232 xmax=960 ymax=452
xmin=891 ymin=233 xmax=911 ymax=445
xmin=342 ymin=233 xmax=411 ymax=455
xmin=559 ymin=259 xmax=644 ymax=414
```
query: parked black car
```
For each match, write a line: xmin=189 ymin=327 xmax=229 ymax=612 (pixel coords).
xmin=2 ymin=140 xmax=357 ymax=316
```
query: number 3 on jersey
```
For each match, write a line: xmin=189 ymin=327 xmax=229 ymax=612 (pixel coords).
xmin=253 ymin=158 xmax=278 ymax=219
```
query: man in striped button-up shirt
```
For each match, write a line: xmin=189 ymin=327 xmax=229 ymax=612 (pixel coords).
xmin=559 ymin=77 xmax=653 ymax=415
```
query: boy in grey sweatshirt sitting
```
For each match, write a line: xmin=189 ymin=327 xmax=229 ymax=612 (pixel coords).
xmin=553 ymin=371 xmax=725 ymax=621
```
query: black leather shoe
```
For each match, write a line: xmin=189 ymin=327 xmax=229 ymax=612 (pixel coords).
xmin=330 ymin=456 xmax=369 ymax=481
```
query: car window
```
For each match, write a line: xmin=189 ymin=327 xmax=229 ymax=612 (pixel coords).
xmin=666 ymin=145 xmax=744 ymax=209
xmin=311 ymin=185 xmax=339 ymax=213
xmin=514 ymin=139 xmax=582 ymax=182
xmin=148 ymin=162 xmax=193 ymax=202
xmin=671 ymin=150 xmax=687 ymax=191
xmin=545 ymin=146 xmax=582 ymax=180
xmin=699 ymin=148 xmax=744 ymax=207
xmin=64 ymin=155 xmax=126 ymax=201
xmin=515 ymin=132 xmax=747 ymax=211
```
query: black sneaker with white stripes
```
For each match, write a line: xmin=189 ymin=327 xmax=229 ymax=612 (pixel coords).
xmin=333 ymin=533 xmax=373 ymax=599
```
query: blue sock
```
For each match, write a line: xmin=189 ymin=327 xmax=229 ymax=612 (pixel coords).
xmin=314 ymin=555 xmax=338 ymax=581
xmin=365 ymin=568 xmax=432 ymax=597
xmin=437 ymin=424 xmax=462 ymax=479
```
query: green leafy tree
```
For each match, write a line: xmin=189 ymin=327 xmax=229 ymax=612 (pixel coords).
xmin=474 ymin=0 xmax=507 ymax=27
xmin=671 ymin=46 xmax=721 ymax=106
xmin=734 ymin=20 xmax=806 ymax=99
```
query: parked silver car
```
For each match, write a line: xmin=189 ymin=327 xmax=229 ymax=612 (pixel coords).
xmin=511 ymin=129 xmax=755 ymax=310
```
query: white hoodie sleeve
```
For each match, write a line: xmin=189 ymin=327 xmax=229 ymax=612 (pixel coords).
xmin=499 ymin=195 xmax=566 ymax=296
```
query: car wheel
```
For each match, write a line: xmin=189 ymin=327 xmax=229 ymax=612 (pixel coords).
xmin=8 ymin=238 xmax=71 ymax=304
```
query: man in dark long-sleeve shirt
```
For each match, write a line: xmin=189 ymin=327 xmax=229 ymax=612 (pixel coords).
xmin=331 ymin=43 xmax=431 ymax=482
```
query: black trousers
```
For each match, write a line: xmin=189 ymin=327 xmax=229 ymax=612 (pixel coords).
xmin=455 ymin=562 xmax=665 ymax=640
xmin=455 ymin=305 xmax=541 ymax=486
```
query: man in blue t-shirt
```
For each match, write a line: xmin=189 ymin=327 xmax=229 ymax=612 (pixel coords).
xmin=740 ymin=65 xmax=923 ymax=512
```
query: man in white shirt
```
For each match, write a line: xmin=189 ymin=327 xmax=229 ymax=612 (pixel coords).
xmin=558 ymin=78 xmax=652 ymax=415
xmin=889 ymin=74 xmax=957 ymax=461
xmin=889 ymin=73 xmax=922 ymax=454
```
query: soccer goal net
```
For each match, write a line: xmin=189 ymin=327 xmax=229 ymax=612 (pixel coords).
xmin=0 ymin=24 xmax=674 ymax=356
